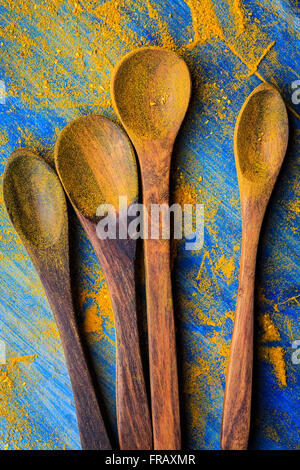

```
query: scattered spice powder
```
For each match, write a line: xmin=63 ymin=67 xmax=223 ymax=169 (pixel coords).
xmin=0 ymin=0 xmax=295 ymax=449
xmin=0 ymin=131 xmax=9 ymax=148
xmin=228 ymin=0 xmax=246 ymax=34
xmin=184 ymin=0 xmax=224 ymax=47
xmin=0 ymin=356 xmax=36 ymax=448
xmin=214 ymin=253 xmax=235 ymax=281
xmin=260 ymin=313 xmax=281 ymax=343
xmin=259 ymin=346 xmax=287 ymax=388
xmin=258 ymin=309 xmax=287 ymax=388
xmin=81 ymin=284 xmax=114 ymax=342
xmin=9 ymin=354 xmax=38 ymax=367
xmin=147 ymin=1 xmax=177 ymax=50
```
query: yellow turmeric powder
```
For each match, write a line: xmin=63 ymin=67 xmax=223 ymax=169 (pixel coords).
xmin=184 ymin=0 xmax=224 ymax=47
xmin=259 ymin=346 xmax=287 ymax=388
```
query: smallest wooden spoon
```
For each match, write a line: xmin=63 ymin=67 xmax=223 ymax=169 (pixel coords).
xmin=221 ymin=83 xmax=288 ymax=450
xmin=3 ymin=149 xmax=111 ymax=450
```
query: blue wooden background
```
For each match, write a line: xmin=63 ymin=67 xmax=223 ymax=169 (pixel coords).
xmin=0 ymin=0 xmax=299 ymax=450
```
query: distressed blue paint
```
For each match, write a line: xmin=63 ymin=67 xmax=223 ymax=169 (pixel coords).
xmin=0 ymin=0 xmax=299 ymax=450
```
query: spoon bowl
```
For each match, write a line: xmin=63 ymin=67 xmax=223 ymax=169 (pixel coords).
xmin=55 ymin=115 xmax=138 ymax=221
xmin=112 ymin=46 xmax=191 ymax=141
xmin=235 ymin=83 xmax=288 ymax=190
xmin=4 ymin=149 xmax=66 ymax=247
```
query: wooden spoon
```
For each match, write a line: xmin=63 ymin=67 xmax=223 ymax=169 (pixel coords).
xmin=54 ymin=115 xmax=152 ymax=450
xmin=111 ymin=46 xmax=191 ymax=450
xmin=221 ymin=83 xmax=289 ymax=450
xmin=3 ymin=148 xmax=111 ymax=450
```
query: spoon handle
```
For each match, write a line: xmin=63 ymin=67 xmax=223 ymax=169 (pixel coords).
xmin=140 ymin=151 xmax=181 ymax=450
xmin=144 ymin=237 xmax=181 ymax=450
xmin=37 ymin=259 xmax=111 ymax=450
xmin=221 ymin=210 xmax=261 ymax=450
xmin=80 ymin=218 xmax=152 ymax=450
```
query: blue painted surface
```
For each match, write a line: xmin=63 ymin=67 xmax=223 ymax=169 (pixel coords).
xmin=0 ymin=0 xmax=299 ymax=450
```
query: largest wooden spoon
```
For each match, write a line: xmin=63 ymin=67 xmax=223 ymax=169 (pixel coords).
xmin=3 ymin=149 xmax=111 ymax=450
xmin=221 ymin=83 xmax=288 ymax=449
xmin=112 ymin=47 xmax=191 ymax=450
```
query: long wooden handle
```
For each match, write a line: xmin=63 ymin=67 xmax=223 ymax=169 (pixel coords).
xmin=81 ymin=217 xmax=152 ymax=450
xmin=106 ymin=253 xmax=152 ymax=450
xmin=41 ymin=269 xmax=111 ymax=450
xmin=221 ymin=211 xmax=261 ymax=450
xmin=140 ymin=147 xmax=181 ymax=449
xmin=144 ymin=236 xmax=181 ymax=450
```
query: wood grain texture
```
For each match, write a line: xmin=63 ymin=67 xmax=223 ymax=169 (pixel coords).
xmin=112 ymin=47 xmax=191 ymax=450
xmin=3 ymin=149 xmax=111 ymax=450
xmin=221 ymin=83 xmax=289 ymax=450
xmin=137 ymin=139 xmax=181 ymax=450
xmin=35 ymin=247 xmax=111 ymax=450
xmin=220 ymin=202 xmax=261 ymax=450
xmin=78 ymin=216 xmax=152 ymax=450
xmin=55 ymin=115 xmax=152 ymax=450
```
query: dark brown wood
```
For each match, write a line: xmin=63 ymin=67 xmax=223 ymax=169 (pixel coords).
xmin=3 ymin=149 xmax=111 ymax=450
xmin=221 ymin=202 xmax=260 ymax=450
xmin=221 ymin=83 xmax=289 ymax=450
xmin=112 ymin=47 xmax=191 ymax=450
xmin=137 ymin=140 xmax=181 ymax=450
xmin=78 ymin=215 xmax=152 ymax=450
xmin=35 ymin=247 xmax=111 ymax=450
xmin=55 ymin=115 xmax=152 ymax=450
